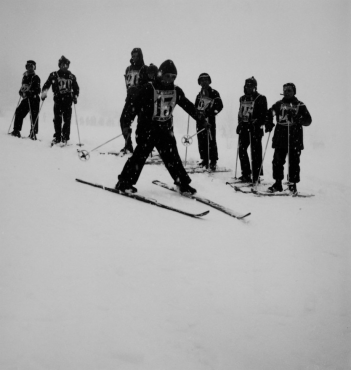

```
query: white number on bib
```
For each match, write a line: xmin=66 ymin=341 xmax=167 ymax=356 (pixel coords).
xmin=152 ymin=89 xmax=177 ymax=122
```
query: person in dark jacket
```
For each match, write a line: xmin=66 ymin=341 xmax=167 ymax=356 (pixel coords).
xmin=11 ymin=60 xmax=41 ymax=140
xmin=119 ymin=48 xmax=149 ymax=154
xmin=116 ymin=60 xmax=207 ymax=194
xmin=236 ymin=77 xmax=268 ymax=183
xmin=195 ymin=73 xmax=223 ymax=170
xmin=41 ymin=56 xmax=79 ymax=145
xmin=265 ymin=83 xmax=312 ymax=193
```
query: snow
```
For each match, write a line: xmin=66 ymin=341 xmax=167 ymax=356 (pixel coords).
xmin=0 ymin=114 xmax=350 ymax=370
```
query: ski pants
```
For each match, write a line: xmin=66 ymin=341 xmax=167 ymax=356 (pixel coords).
xmin=13 ymin=98 xmax=40 ymax=134
xmin=272 ymin=147 xmax=301 ymax=183
xmin=196 ymin=121 xmax=218 ymax=163
xmin=53 ymin=102 xmax=72 ymax=141
xmin=120 ymin=94 xmax=137 ymax=151
xmin=118 ymin=122 xmax=191 ymax=186
xmin=238 ymin=131 xmax=263 ymax=181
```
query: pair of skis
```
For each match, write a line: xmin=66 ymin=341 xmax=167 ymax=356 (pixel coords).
xmin=76 ymin=179 xmax=250 ymax=220
xmin=226 ymin=180 xmax=314 ymax=198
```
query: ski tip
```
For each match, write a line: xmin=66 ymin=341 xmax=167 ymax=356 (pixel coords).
xmin=237 ymin=212 xmax=251 ymax=219
xmin=196 ymin=210 xmax=210 ymax=217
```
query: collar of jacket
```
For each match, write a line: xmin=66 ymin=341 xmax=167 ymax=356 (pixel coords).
xmin=282 ymin=96 xmax=298 ymax=104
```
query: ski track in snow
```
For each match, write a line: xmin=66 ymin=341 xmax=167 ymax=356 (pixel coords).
xmin=0 ymin=119 xmax=350 ymax=370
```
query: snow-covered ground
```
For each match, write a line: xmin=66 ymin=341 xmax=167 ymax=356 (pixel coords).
xmin=0 ymin=114 xmax=349 ymax=370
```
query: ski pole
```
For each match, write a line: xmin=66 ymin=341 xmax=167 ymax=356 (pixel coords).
xmin=254 ymin=131 xmax=271 ymax=189
xmin=73 ymin=104 xmax=83 ymax=146
xmin=31 ymin=100 xmax=44 ymax=135
xmin=181 ymin=128 xmax=206 ymax=146
xmin=77 ymin=133 xmax=124 ymax=160
xmin=234 ymin=136 xmax=239 ymax=179
xmin=206 ymin=128 xmax=210 ymax=169
xmin=249 ymin=131 xmax=254 ymax=185
xmin=8 ymin=96 xmax=22 ymax=134
xmin=28 ymin=99 xmax=35 ymax=136
xmin=184 ymin=115 xmax=190 ymax=166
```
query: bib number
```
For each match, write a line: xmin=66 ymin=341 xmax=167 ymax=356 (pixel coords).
xmin=125 ymin=70 xmax=140 ymax=89
xmin=239 ymin=100 xmax=254 ymax=123
xmin=57 ymin=77 xmax=72 ymax=94
xmin=279 ymin=103 xmax=298 ymax=126
xmin=197 ymin=96 xmax=214 ymax=112
xmin=152 ymin=89 xmax=177 ymax=122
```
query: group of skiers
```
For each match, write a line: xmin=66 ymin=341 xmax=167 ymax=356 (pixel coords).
xmin=9 ymin=48 xmax=312 ymax=195
xmin=10 ymin=56 xmax=79 ymax=145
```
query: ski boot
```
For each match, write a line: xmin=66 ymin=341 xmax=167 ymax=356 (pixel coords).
xmin=267 ymin=181 xmax=283 ymax=193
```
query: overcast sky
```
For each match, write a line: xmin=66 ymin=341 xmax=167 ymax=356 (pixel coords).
xmin=0 ymin=0 xmax=349 ymax=151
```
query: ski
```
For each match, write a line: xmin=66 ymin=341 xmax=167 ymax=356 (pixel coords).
xmin=251 ymin=188 xmax=315 ymax=198
xmin=185 ymin=166 xmax=231 ymax=174
xmin=75 ymin=179 xmax=210 ymax=219
xmin=226 ymin=183 xmax=253 ymax=194
xmin=100 ymin=151 xmax=162 ymax=164
xmin=152 ymin=180 xmax=250 ymax=220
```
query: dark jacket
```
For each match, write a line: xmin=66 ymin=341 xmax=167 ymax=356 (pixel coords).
xmin=19 ymin=72 xmax=41 ymax=100
xmin=267 ymin=96 xmax=312 ymax=150
xmin=124 ymin=48 xmax=149 ymax=97
xmin=195 ymin=86 xmax=223 ymax=125
xmin=237 ymin=91 xmax=267 ymax=137
xmin=132 ymin=80 xmax=199 ymax=129
xmin=42 ymin=70 xmax=79 ymax=104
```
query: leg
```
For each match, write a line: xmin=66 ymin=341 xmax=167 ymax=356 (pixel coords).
xmin=62 ymin=103 xmax=72 ymax=141
xmin=156 ymin=127 xmax=192 ymax=186
xmin=288 ymin=149 xmax=301 ymax=184
xmin=209 ymin=123 xmax=218 ymax=163
xmin=13 ymin=99 xmax=29 ymax=133
xmin=118 ymin=127 xmax=155 ymax=185
xmin=120 ymin=96 xmax=135 ymax=152
xmin=53 ymin=103 xmax=63 ymax=141
xmin=251 ymin=134 xmax=263 ymax=181
xmin=29 ymin=98 xmax=40 ymax=135
xmin=272 ymin=147 xmax=288 ymax=181
xmin=238 ymin=132 xmax=251 ymax=177
xmin=196 ymin=122 xmax=208 ymax=164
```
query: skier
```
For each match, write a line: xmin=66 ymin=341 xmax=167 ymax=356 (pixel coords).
xmin=116 ymin=60 xmax=207 ymax=194
xmin=265 ymin=83 xmax=312 ymax=193
xmin=119 ymin=48 xmax=149 ymax=154
xmin=236 ymin=77 xmax=268 ymax=183
xmin=10 ymin=60 xmax=41 ymax=140
xmin=41 ymin=56 xmax=79 ymax=145
xmin=195 ymin=73 xmax=223 ymax=170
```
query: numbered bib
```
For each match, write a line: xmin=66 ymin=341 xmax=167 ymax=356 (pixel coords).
xmin=239 ymin=100 xmax=254 ymax=123
xmin=197 ymin=96 xmax=214 ymax=112
xmin=125 ymin=69 xmax=140 ymax=89
xmin=152 ymin=88 xmax=177 ymax=122
xmin=57 ymin=77 xmax=72 ymax=94
xmin=278 ymin=103 xmax=299 ymax=126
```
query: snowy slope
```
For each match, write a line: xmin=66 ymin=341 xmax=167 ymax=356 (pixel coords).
xmin=0 ymin=116 xmax=349 ymax=370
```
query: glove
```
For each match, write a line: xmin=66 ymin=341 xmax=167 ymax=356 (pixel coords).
xmin=236 ymin=121 xmax=245 ymax=135
xmin=196 ymin=110 xmax=206 ymax=123
xmin=73 ymin=96 xmax=78 ymax=104
xmin=41 ymin=91 xmax=47 ymax=101
xmin=265 ymin=121 xmax=275 ymax=133
xmin=203 ymin=119 xmax=211 ymax=129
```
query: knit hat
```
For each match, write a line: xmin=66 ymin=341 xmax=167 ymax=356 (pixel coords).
xmin=198 ymin=73 xmax=212 ymax=85
xmin=26 ymin=60 xmax=36 ymax=69
xmin=283 ymin=83 xmax=296 ymax=95
xmin=147 ymin=63 xmax=158 ymax=75
xmin=158 ymin=60 xmax=177 ymax=75
xmin=130 ymin=48 xmax=144 ymax=66
xmin=58 ymin=55 xmax=70 ymax=67
xmin=245 ymin=76 xmax=257 ymax=87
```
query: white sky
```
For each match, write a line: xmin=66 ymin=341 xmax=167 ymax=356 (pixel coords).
xmin=0 ymin=0 xmax=350 ymax=150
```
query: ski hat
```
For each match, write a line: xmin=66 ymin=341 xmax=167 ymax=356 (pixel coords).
xmin=26 ymin=60 xmax=36 ymax=69
xmin=130 ymin=48 xmax=144 ymax=66
xmin=283 ymin=82 xmax=296 ymax=95
xmin=147 ymin=63 xmax=158 ymax=75
xmin=158 ymin=60 xmax=177 ymax=76
xmin=58 ymin=55 xmax=70 ymax=67
xmin=198 ymin=73 xmax=212 ymax=85
xmin=245 ymin=76 xmax=257 ymax=87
